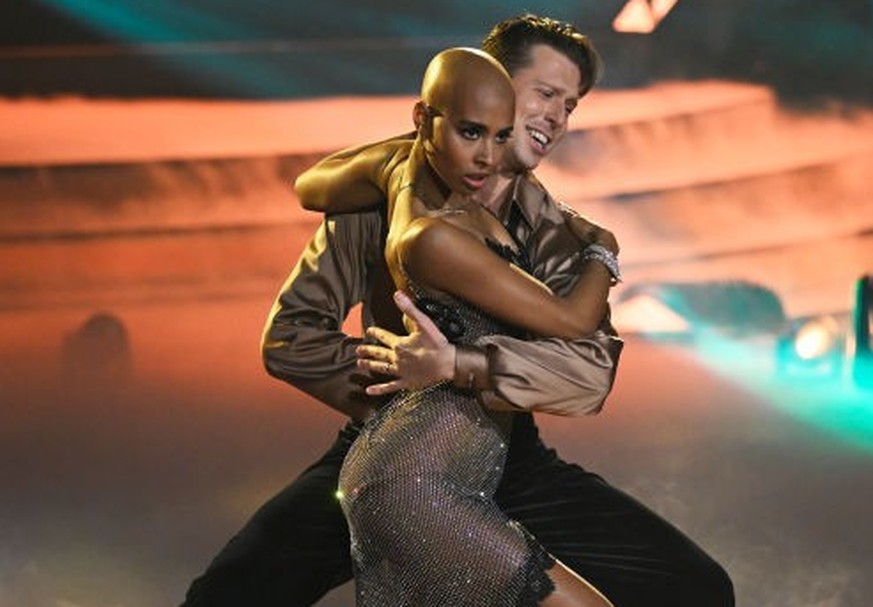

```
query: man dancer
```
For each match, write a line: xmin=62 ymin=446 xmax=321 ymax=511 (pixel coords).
xmin=181 ymin=14 xmax=733 ymax=607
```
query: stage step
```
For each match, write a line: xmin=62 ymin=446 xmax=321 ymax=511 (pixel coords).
xmin=1 ymin=81 xmax=871 ymax=316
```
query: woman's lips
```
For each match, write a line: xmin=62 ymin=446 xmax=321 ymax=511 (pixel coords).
xmin=462 ymin=174 xmax=489 ymax=190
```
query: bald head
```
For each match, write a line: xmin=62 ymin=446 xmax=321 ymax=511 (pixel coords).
xmin=413 ymin=47 xmax=516 ymax=197
xmin=420 ymin=47 xmax=515 ymax=117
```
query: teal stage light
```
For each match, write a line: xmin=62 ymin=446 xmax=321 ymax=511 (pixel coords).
xmin=776 ymin=315 xmax=846 ymax=380
xmin=852 ymin=274 xmax=873 ymax=390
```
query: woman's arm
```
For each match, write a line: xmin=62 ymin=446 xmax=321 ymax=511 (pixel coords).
xmin=384 ymin=142 xmax=614 ymax=340
xmin=393 ymin=215 xmax=613 ymax=340
xmin=294 ymin=134 xmax=414 ymax=213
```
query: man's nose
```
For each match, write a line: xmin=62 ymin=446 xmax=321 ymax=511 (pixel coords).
xmin=544 ymin=98 xmax=566 ymax=130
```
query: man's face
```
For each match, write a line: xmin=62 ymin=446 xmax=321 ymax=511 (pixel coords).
xmin=424 ymin=80 xmax=515 ymax=196
xmin=507 ymin=44 xmax=583 ymax=171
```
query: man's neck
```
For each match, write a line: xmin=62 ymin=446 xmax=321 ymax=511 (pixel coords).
xmin=479 ymin=170 xmax=516 ymax=216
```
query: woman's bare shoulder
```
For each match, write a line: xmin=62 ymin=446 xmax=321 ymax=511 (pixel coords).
xmin=399 ymin=214 xmax=480 ymax=255
xmin=395 ymin=215 xmax=498 ymax=287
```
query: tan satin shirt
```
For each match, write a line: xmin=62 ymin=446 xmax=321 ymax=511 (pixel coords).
xmin=262 ymin=175 xmax=622 ymax=423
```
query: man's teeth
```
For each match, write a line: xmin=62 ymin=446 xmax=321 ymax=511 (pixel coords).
xmin=528 ymin=129 xmax=549 ymax=146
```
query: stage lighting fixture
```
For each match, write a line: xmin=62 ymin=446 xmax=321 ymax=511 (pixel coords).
xmin=613 ymin=0 xmax=680 ymax=34
xmin=794 ymin=317 xmax=841 ymax=361
xmin=776 ymin=315 xmax=845 ymax=380
xmin=852 ymin=274 xmax=873 ymax=389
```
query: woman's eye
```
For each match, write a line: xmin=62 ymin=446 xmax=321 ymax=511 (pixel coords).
xmin=460 ymin=127 xmax=480 ymax=140
xmin=495 ymin=130 xmax=512 ymax=144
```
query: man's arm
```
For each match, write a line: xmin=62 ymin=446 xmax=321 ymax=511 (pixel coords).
xmin=261 ymin=211 xmax=386 ymax=422
xmin=470 ymin=323 xmax=622 ymax=416
xmin=294 ymin=141 xmax=622 ymax=416
xmin=476 ymin=188 xmax=623 ymax=415
xmin=357 ymin=196 xmax=623 ymax=416
xmin=358 ymin=301 xmax=621 ymax=418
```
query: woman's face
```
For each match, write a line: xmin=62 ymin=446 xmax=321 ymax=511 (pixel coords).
xmin=422 ymin=82 xmax=514 ymax=196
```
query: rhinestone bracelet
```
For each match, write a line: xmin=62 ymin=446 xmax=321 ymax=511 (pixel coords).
xmin=582 ymin=243 xmax=622 ymax=284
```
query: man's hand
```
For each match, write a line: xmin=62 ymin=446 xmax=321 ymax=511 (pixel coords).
xmin=357 ymin=291 xmax=456 ymax=396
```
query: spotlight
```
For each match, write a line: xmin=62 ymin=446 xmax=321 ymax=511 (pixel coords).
xmin=613 ymin=0 xmax=681 ymax=34
xmin=776 ymin=315 xmax=845 ymax=379
xmin=793 ymin=317 xmax=841 ymax=361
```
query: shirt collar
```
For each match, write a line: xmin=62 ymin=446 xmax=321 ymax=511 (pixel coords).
xmin=499 ymin=172 xmax=548 ymax=231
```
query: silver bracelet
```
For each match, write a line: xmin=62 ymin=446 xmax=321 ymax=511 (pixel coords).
xmin=582 ymin=243 xmax=622 ymax=284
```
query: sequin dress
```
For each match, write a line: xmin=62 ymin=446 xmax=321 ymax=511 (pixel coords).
xmin=338 ymin=240 xmax=556 ymax=607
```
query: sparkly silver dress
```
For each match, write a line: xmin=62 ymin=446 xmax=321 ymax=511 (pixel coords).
xmin=338 ymin=242 xmax=556 ymax=606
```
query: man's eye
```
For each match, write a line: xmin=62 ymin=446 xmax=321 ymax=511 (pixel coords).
xmin=539 ymin=88 xmax=555 ymax=99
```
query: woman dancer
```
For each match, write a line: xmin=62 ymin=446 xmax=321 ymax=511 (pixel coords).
xmin=323 ymin=48 xmax=615 ymax=606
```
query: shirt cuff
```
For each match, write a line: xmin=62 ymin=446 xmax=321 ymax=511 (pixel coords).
xmin=452 ymin=344 xmax=492 ymax=391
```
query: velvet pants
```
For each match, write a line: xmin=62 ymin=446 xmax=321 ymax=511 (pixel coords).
xmin=181 ymin=414 xmax=733 ymax=607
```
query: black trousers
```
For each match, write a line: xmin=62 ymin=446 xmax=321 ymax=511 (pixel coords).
xmin=181 ymin=415 xmax=733 ymax=606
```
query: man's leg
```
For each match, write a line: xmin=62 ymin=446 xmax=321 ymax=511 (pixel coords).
xmin=496 ymin=415 xmax=734 ymax=607
xmin=181 ymin=423 xmax=359 ymax=607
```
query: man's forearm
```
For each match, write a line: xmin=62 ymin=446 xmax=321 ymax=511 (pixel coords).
xmin=452 ymin=324 xmax=623 ymax=416
xmin=262 ymin=327 xmax=379 ymax=422
xmin=261 ymin=212 xmax=385 ymax=422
